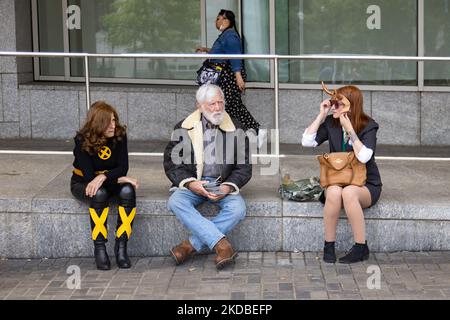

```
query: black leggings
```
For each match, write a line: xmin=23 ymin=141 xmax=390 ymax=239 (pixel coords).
xmin=71 ymin=177 xmax=136 ymax=241
xmin=70 ymin=178 xmax=136 ymax=208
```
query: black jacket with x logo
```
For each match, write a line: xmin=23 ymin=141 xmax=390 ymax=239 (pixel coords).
xmin=72 ymin=134 xmax=129 ymax=184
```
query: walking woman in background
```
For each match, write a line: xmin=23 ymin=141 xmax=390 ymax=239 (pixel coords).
xmin=196 ymin=9 xmax=263 ymax=142
xmin=301 ymin=84 xmax=382 ymax=264
xmin=70 ymin=101 xmax=139 ymax=270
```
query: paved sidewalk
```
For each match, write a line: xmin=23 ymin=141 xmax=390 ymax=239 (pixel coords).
xmin=1 ymin=251 xmax=449 ymax=300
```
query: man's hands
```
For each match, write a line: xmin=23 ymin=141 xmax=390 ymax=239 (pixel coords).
xmin=187 ymin=180 xmax=233 ymax=200
xmin=207 ymin=184 xmax=233 ymax=201
xmin=85 ymin=174 xmax=107 ymax=197
xmin=187 ymin=180 xmax=210 ymax=197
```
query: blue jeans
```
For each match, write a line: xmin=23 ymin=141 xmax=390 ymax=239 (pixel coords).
xmin=167 ymin=177 xmax=246 ymax=251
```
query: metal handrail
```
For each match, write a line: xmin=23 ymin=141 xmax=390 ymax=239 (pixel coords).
xmin=1 ymin=50 xmax=450 ymax=156
xmin=2 ymin=51 xmax=450 ymax=60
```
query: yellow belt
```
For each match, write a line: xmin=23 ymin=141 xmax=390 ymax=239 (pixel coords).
xmin=73 ymin=168 xmax=108 ymax=177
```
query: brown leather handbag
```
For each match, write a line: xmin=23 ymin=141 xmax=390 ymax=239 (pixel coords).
xmin=317 ymin=152 xmax=367 ymax=188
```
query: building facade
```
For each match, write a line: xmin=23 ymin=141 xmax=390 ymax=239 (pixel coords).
xmin=1 ymin=0 xmax=449 ymax=145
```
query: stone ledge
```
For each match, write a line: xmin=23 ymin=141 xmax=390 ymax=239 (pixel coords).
xmin=28 ymin=197 xmax=281 ymax=217
xmin=283 ymin=200 xmax=450 ymax=221
xmin=2 ymin=195 xmax=449 ymax=221
xmin=1 ymin=154 xmax=450 ymax=257
xmin=1 ymin=210 xmax=449 ymax=258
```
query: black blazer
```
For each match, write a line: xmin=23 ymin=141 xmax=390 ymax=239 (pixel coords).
xmin=315 ymin=115 xmax=382 ymax=187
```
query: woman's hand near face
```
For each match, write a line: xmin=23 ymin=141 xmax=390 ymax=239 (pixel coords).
xmin=339 ymin=113 xmax=354 ymax=134
xmin=235 ymin=72 xmax=245 ymax=91
xmin=117 ymin=176 xmax=139 ymax=189
xmin=305 ymin=99 xmax=331 ymax=135
xmin=320 ymin=99 xmax=332 ymax=119
xmin=340 ymin=113 xmax=363 ymax=153
xmin=85 ymin=174 xmax=107 ymax=197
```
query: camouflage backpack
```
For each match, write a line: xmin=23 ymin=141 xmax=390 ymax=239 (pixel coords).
xmin=279 ymin=174 xmax=324 ymax=202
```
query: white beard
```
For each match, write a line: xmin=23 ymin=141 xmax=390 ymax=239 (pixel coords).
xmin=202 ymin=109 xmax=224 ymax=125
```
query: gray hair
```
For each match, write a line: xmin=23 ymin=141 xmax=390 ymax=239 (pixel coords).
xmin=196 ymin=84 xmax=224 ymax=105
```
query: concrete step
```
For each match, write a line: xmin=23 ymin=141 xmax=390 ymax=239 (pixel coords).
xmin=0 ymin=154 xmax=449 ymax=258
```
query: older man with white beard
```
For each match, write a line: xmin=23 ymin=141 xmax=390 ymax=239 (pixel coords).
xmin=164 ymin=84 xmax=252 ymax=270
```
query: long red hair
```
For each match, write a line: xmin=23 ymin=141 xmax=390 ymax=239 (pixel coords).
xmin=76 ymin=101 xmax=126 ymax=155
xmin=332 ymin=85 xmax=371 ymax=133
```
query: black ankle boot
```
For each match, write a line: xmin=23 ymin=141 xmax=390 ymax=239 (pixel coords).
xmin=115 ymin=237 xmax=131 ymax=268
xmin=323 ymin=241 xmax=336 ymax=263
xmin=94 ymin=241 xmax=111 ymax=270
xmin=339 ymin=241 xmax=369 ymax=264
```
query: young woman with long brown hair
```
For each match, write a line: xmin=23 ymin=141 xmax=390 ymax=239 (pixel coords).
xmin=302 ymin=84 xmax=382 ymax=264
xmin=71 ymin=101 xmax=139 ymax=270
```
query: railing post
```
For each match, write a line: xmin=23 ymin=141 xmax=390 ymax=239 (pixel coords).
xmin=84 ymin=55 xmax=91 ymax=111
xmin=274 ymin=56 xmax=279 ymax=157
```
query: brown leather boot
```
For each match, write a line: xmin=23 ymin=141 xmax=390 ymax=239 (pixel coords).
xmin=214 ymin=238 xmax=238 ymax=270
xmin=170 ymin=240 xmax=196 ymax=265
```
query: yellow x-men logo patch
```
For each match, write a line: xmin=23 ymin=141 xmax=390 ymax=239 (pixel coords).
xmin=89 ymin=207 xmax=109 ymax=240
xmin=116 ymin=206 xmax=136 ymax=239
xmin=98 ymin=146 xmax=112 ymax=160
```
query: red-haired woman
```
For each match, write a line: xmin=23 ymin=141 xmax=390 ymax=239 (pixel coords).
xmin=302 ymin=85 xmax=382 ymax=264
xmin=71 ymin=101 xmax=138 ymax=270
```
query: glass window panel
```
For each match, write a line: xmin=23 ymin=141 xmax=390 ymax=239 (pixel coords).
xmin=276 ymin=0 xmax=417 ymax=85
xmin=276 ymin=0 xmax=290 ymax=82
xmin=243 ymin=0 xmax=270 ymax=82
xmin=37 ymin=0 xmax=64 ymax=76
xmin=68 ymin=0 xmax=201 ymax=80
xmin=424 ymin=0 xmax=450 ymax=86
xmin=205 ymin=0 xmax=239 ymax=48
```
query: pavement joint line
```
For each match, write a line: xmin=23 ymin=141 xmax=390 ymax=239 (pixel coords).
xmin=1 ymin=150 xmax=450 ymax=161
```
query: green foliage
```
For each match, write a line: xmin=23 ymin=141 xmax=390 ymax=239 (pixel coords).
xmin=102 ymin=0 xmax=200 ymax=53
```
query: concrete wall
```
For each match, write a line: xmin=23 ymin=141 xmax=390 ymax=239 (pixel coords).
xmin=1 ymin=0 xmax=450 ymax=145
xmin=10 ymin=83 xmax=450 ymax=146
xmin=0 ymin=0 xmax=33 ymax=138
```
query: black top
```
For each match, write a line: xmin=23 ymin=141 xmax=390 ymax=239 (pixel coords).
xmin=315 ymin=115 xmax=382 ymax=187
xmin=72 ymin=134 xmax=129 ymax=184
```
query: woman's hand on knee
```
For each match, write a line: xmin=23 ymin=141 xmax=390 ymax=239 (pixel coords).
xmin=86 ymin=174 xmax=107 ymax=197
xmin=118 ymin=176 xmax=139 ymax=190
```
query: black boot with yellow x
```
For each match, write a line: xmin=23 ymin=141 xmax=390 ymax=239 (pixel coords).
xmin=90 ymin=207 xmax=111 ymax=271
xmin=114 ymin=185 xmax=137 ymax=269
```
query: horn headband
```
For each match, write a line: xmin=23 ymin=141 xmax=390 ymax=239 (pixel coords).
xmin=321 ymin=81 xmax=350 ymax=113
